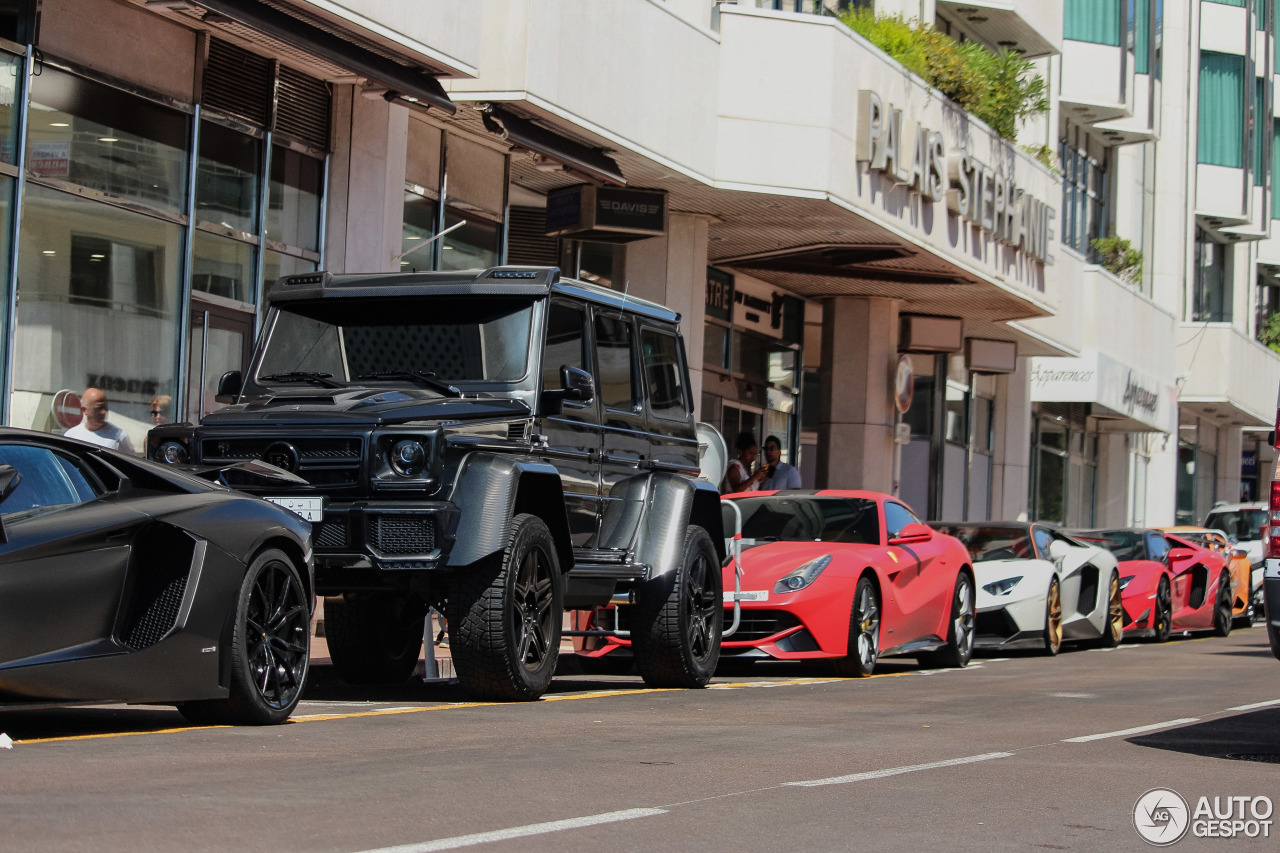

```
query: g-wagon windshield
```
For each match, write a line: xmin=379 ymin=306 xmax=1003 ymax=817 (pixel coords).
xmin=256 ymin=296 xmax=535 ymax=387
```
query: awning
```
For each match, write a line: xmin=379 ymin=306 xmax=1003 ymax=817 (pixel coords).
xmin=193 ymin=0 xmax=456 ymax=115
xmin=481 ymin=105 xmax=626 ymax=186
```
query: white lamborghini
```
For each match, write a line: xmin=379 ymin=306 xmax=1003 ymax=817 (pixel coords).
xmin=929 ymin=522 xmax=1125 ymax=655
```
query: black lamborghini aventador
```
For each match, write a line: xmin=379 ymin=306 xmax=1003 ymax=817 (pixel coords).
xmin=0 ymin=427 xmax=314 ymax=725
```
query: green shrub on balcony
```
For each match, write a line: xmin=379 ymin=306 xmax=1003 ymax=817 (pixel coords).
xmin=1259 ymin=313 xmax=1280 ymax=355
xmin=1090 ymin=235 xmax=1143 ymax=285
xmin=838 ymin=10 xmax=1048 ymax=141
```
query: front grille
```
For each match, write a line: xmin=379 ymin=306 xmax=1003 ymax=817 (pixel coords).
xmin=976 ymin=610 xmax=1019 ymax=639
xmin=200 ymin=435 xmax=363 ymax=487
xmin=367 ymin=515 xmax=436 ymax=555
xmin=315 ymin=517 xmax=348 ymax=549
xmin=724 ymin=609 xmax=800 ymax=642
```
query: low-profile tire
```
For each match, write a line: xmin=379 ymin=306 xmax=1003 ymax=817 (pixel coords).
xmin=1040 ymin=577 xmax=1063 ymax=656
xmin=1152 ymin=576 xmax=1173 ymax=642
xmin=179 ymin=549 xmax=310 ymax=726
xmin=1096 ymin=570 xmax=1124 ymax=648
xmin=919 ymin=572 xmax=975 ymax=669
xmin=449 ymin=514 xmax=563 ymax=701
xmin=632 ymin=525 xmax=722 ymax=689
xmin=325 ymin=592 xmax=425 ymax=685
xmin=833 ymin=575 xmax=880 ymax=677
xmin=1213 ymin=572 xmax=1234 ymax=638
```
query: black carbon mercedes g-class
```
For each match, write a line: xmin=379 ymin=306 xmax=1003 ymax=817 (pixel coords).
xmin=148 ymin=266 xmax=724 ymax=701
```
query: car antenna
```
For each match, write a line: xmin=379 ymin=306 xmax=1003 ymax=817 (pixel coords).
xmin=392 ymin=219 xmax=467 ymax=266
xmin=618 ymin=278 xmax=630 ymax=317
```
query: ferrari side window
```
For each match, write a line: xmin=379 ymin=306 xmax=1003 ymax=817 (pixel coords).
xmin=883 ymin=502 xmax=914 ymax=539
xmin=0 ymin=444 xmax=100 ymax=519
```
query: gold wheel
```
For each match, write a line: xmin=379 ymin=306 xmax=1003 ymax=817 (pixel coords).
xmin=1045 ymin=580 xmax=1063 ymax=654
xmin=1101 ymin=572 xmax=1124 ymax=646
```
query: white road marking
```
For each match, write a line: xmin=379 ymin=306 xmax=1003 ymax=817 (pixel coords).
xmin=1049 ymin=693 xmax=1096 ymax=699
xmin=1226 ymin=698 xmax=1280 ymax=711
xmin=783 ymin=751 xmax=1015 ymax=787
xmin=354 ymin=808 xmax=669 ymax=853
xmin=1061 ymin=717 xmax=1198 ymax=743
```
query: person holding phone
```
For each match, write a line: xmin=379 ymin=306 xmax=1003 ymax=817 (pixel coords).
xmin=760 ymin=434 xmax=801 ymax=490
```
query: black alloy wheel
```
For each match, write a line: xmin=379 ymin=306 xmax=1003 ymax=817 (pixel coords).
xmin=1153 ymin=576 xmax=1173 ymax=642
xmin=1213 ymin=572 xmax=1234 ymax=638
xmin=633 ymin=525 xmax=722 ymax=689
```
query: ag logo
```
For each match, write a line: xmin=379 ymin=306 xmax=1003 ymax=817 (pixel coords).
xmin=263 ymin=441 xmax=300 ymax=473
xmin=1135 ymin=788 xmax=1190 ymax=845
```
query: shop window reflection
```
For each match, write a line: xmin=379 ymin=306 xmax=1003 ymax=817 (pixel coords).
xmin=13 ymin=182 xmax=178 ymax=441
xmin=439 ymin=208 xmax=499 ymax=271
xmin=196 ymin=121 xmax=259 ymax=233
xmin=267 ymin=145 xmax=322 ymax=252
xmin=193 ymin=231 xmax=253 ymax=303
xmin=28 ymin=66 xmax=188 ymax=214
xmin=0 ymin=52 xmax=20 ymax=165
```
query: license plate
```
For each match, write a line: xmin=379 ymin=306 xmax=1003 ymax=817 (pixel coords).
xmin=724 ymin=590 xmax=768 ymax=603
xmin=266 ymin=496 xmax=324 ymax=522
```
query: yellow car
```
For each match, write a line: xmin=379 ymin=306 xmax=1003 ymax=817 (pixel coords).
xmin=1159 ymin=526 xmax=1255 ymax=627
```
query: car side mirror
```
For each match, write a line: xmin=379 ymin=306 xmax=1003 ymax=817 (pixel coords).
xmin=540 ymin=365 xmax=594 ymax=415
xmin=215 ymin=370 xmax=243 ymax=404
xmin=889 ymin=522 xmax=933 ymax=546
xmin=1166 ymin=547 xmax=1196 ymax=563
xmin=1048 ymin=539 xmax=1071 ymax=561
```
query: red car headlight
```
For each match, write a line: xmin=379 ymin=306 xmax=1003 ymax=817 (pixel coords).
xmin=774 ymin=554 xmax=832 ymax=593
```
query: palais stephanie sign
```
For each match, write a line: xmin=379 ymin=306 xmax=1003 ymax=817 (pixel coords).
xmin=856 ymin=89 xmax=1055 ymax=264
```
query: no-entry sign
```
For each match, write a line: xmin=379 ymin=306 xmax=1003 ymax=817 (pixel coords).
xmin=52 ymin=389 xmax=81 ymax=429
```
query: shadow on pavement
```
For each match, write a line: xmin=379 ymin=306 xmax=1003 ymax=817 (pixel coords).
xmin=1129 ymin=709 xmax=1280 ymax=762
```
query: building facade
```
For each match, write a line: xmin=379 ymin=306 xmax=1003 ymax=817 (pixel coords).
xmin=0 ymin=0 xmax=1275 ymax=526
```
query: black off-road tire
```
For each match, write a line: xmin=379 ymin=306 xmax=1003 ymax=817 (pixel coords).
xmin=632 ymin=526 xmax=722 ymax=689
xmin=449 ymin=514 xmax=563 ymax=701
xmin=325 ymin=593 xmax=425 ymax=685
xmin=832 ymin=575 xmax=879 ymax=677
xmin=1213 ymin=572 xmax=1234 ymax=638
xmin=179 ymin=549 xmax=310 ymax=726
xmin=918 ymin=572 xmax=975 ymax=669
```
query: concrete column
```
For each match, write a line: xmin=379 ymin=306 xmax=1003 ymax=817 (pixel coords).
xmin=1217 ymin=426 xmax=1244 ymax=507
xmin=990 ymin=359 xmax=1032 ymax=520
xmin=814 ymin=296 xmax=899 ymax=492
xmin=1095 ymin=432 xmax=1130 ymax=527
xmin=1145 ymin=431 xmax=1179 ymax=526
xmin=619 ymin=214 xmax=710 ymax=415
xmin=324 ymin=87 xmax=409 ymax=274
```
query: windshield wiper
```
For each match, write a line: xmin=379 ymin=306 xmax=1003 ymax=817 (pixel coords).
xmin=356 ymin=371 xmax=463 ymax=398
xmin=259 ymin=371 xmax=344 ymax=388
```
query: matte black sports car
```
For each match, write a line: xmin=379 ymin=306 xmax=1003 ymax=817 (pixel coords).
xmin=0 ymin=427 xmax=314 ymax=725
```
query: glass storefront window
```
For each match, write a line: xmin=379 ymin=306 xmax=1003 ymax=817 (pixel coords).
xmin=439 ymin=207 xmax=499 ymax=271
xmin=13 ymin=182 xmax=180 ymax=440
xmin=28 ymin=66 xmax=189 ymax=214
xmin=0 ymin=51 xmax=21 ymax=165
xmin=703 ymin=322 xmax=729 ymax=371
xmin=945 ymin=384 xmax=968 ymax=445
xmin=193 ymin=230 xmax=254 ymax=303
xmin=267 ymin=145 xmax=322 ymax=252
xmin=401 ymin=190 xmax=437 ymax=271
xmin=196 ymin=121 xmax=259 ymax=233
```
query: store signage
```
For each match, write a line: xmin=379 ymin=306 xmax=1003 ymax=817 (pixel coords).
xmin=856 ymin=89 xmax=1054 ymax=264
xmin=1029 ymin=350 xmax=1175 ymax=434
xmin=732 ymin=276 xmax=784 ymax=338
xmin=30 ymin=140 xmax=69 ymax=178
xmin=545 ymin=184 xmax=666 ymax=243
xmin=705 ymin=268 xmax=733 ymax=322
xmin=1242 ymin=449 xmax=1258 ymax=478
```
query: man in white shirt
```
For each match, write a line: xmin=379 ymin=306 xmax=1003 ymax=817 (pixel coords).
xmin=64 ymin=387 xmax=137 ymax=455
xmin=761 ymin=434 xmax=802 ymax=491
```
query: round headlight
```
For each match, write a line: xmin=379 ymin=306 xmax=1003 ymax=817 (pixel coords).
xmin=157 ymin=441 xmax=188 ymax=464
xmin=390 ymin=439 xmax=426 ymax=476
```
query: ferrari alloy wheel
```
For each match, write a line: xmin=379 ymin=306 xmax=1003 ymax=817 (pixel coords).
xmin=179 ymin=549 xmax=311 ymax=726
xmin=1212 ymin=572 xmax=1234 ymax=638
xmin=1041 ymin=577 xmax=1063 ymax=656
xmin=325 ymin=592 xmax=426 ymax=685
xmin=834 ymin=575 xmax=880 ymax=677
xmin=1153 ymin=576 xmax=1173 ymax=642
xmin=1097 ymin=570 xmax=1124 ymax=648
xmin=450 ymin=513 xmax=563 ymax=701
xmin=921 ymin=572 xmax=975 ymax=669
xmin=633 ymin=525 xmax=722 ymax=689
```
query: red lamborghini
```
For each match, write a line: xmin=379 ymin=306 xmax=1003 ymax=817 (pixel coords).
xmin=1071 ymin=528 xmax=1234 ymax=640
xmin=573 ymin=491 xmax=975 ymax=677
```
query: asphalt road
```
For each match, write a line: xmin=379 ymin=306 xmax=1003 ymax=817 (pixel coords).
xmin=4 ymin=626 xmax=1280 ymax=853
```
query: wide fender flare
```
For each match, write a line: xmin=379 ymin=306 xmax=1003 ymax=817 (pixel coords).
xmin=635 ymin=474 xmax=725 ymax=581
xmin=445 ymin=452 xmax=573 ymax=571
